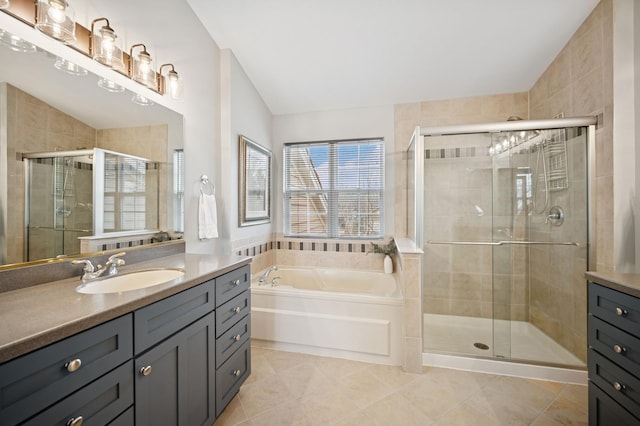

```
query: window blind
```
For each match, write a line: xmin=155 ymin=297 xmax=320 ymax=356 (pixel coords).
xmin=173 ymin=149 xmax=184 ymax=232
xmin=284 ymin=138 xmax=384 ymax=238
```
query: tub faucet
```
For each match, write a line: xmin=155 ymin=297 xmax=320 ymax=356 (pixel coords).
xmin=72 ymin=252 xmax=126 ymax=282
xmin=258 ymin=265 xmax=278 ymax=285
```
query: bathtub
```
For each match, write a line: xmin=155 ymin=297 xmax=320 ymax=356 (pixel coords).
xmin=250 ymin=266 xmax=404 ymax=365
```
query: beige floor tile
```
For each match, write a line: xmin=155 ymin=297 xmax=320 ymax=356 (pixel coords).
xmin=331 ymin=410 xmax=379 ymax=426
xmin=531 ymin=395 xmax=588 ymax=426
xmin=558 ymin=384 xmax=588 ymax=407
xmin=300 ymin=389 xmax=363 ymax=426
xmin=238 ymin=374 xmax=297 ymax=418
xmin=362 ymin=392 xmax=435 ymax=425
xmin=263 ymin=349 xmax=317 ymax=373
xmin=433 ymin=400 xmax=503 ymax=426
xmin=313 ymin=355 xmax=371 ymax=381
xmin=336 ymin=368 xmax=394 ymax=409
xmin=214 ymin=395 xmax=247 ymax=426
xmin=278 ymin=362 xmax=335 ymax=397
xmin=246 ymin=398 xmax=312 ymax=426
xmin=366 ymin=364 xmax=421 ymax=390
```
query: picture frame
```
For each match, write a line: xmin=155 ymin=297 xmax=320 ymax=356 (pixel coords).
xmin=239 ymin=135 xmax=271 ymax=226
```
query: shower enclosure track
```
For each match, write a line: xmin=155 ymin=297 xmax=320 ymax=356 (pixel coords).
xmin=427 ymin=240 xmax=581 ymax=247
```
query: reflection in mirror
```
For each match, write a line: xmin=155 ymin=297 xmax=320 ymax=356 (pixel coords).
xmin=0 ymin=26 xmax=184 ymax=269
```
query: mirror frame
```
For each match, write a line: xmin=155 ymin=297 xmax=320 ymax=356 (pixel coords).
xmin=238 ymin=135 xmax=271 ymax=227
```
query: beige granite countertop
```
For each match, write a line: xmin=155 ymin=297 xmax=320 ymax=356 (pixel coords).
xmin=0 ymin=253 xmax=251 ymax=364
xmin=586 ymin=271 xmax=640 ymax=298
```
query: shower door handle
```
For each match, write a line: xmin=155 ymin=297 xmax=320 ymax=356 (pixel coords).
xmin=426 ymin=240 xmax=581 ymax=247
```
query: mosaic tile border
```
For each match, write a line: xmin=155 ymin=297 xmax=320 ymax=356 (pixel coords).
xmin=235 ymin=239 xmax=376 ymax=257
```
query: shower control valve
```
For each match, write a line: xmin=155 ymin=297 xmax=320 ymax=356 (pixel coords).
xmin=545 ymin=206 xmax=564 ymax=226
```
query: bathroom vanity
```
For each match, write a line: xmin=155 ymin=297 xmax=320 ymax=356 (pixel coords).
xmin=587 ymin=271 xmax=640 ymax=425
xmin=0 ymin=252 xmax=251 ymax=425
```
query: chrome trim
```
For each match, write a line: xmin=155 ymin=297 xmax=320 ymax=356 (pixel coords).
xmin=427 ymin=240 xmax=582 ymax=247
xmin=420 ymin=116 xmax=598 ymax=137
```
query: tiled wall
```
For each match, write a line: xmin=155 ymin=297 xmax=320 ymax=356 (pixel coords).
xmin=526 ymin=0 xmax=612 ymax=362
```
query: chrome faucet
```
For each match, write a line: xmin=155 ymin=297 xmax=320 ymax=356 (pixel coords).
xmin=72 ymin=252 xmax=126 ymax=282
xmin=258 ymin=265 xmax=278 ymax=285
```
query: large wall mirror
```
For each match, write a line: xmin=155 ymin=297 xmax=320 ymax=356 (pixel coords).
xmin=0 ymin=21 xmax=184 ymax=269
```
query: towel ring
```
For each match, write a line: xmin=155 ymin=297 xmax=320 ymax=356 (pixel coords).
xmin=200 ymin=175 xmax=215 ymax=195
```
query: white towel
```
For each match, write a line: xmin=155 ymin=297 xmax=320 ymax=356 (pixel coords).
xmin=198 ymin=193 xmax=218 ymax=239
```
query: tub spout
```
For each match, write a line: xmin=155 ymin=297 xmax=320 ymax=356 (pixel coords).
xmin=258 ymin=265 xmax=278 ymax=285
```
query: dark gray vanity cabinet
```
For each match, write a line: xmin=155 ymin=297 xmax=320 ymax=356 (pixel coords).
xmin=214 ymin=265 xmax=251 ymax=416
xmin=0 ymin=262 xmax=251 ymax=425
xmin=588 ymin=281 xmax=640 ymax=424
xmin=0 ymin=314 xmax=134 ymax=425
xmin=133 ymin=280 xmax=217 ymax=425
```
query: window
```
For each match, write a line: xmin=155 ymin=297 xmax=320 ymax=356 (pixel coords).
xmin=284 ymin=139 xmax=384 ymax=238
xmin=173 ymin=149 xmax=184 ymax=232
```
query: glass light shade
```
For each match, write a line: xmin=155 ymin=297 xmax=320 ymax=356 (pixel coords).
xmin=35 ymin=0 xmax=76 ymax=44
xmin=131 ymin=93 xmax=154 ymax=106
xmin=54 ymin=56 xmax=87 ymax=76
xmin=97 ymin=77 xmax=125 ymax=93
xmin=0 ymin=30 xmax=37 ymax=53
xmin=132 ymin=50 xmax=156 ymax=90
xmin=92 ymin=26 xmax=124 ymax=71
xmin=164 ymin=70 xmax=184 ymax=101
xmin=0 ymin=0 xmax=10 ymax=10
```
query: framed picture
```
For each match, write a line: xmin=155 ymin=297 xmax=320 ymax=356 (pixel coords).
xmin=239 ymin=135 xmax=271 ymax=226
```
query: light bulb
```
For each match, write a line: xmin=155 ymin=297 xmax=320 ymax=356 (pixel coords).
xmin=47 ymin=0 xmax=66 ymax=24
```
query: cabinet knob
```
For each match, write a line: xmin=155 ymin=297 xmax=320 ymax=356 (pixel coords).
xmin=233 ymin=369 xmax=241 ymax=377
xmin=613 ymin=382 xmax=626 ymax=392
xmin=140 ymin=365 xmax=153 ymax=376
xmin=233 ymin=306 xmax=241 ymax=314
xmin=66 ymin=416 xmax=83 ymax=426
xmin=65 ymin=359 xmax=82 ymax=373
xmin=233 ymin=279 xmax=241 ymax=286
xmin=234 ymin=334 xmax=241 ymax=341
xmin=615 ymin=307 xmax=628 ymax=316
xmin=613 ymin=344 xmax=626 ymax=354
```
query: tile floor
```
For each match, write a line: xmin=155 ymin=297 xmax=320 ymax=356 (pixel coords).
xmin=214 ymin=343 xmax=588 ymax=425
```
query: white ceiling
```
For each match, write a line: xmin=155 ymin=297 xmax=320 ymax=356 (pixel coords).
xmin=188 ymin=0 xmax=600 ymax=116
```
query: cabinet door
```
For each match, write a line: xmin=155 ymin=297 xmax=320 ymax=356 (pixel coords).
xmin=590 ymin=382 xmax=640 ymax=425
xmin=135 ymin=312 xmax=215 ymax=426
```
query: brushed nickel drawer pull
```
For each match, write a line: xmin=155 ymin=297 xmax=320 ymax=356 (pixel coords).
xmin=233 ymin=279 xmax=241 ymax=286
xmin=615 ymin=307 xmax=628 ymax=316
xmin=613 ymin=382 xmax=626 ymax=392
xmin=140 ymin=365 xmax=153 ymax=376
xmin=234 ymin=334 xmax=241 ymax=341
xmin=65 ymin=359 xmax=82 ymax=373
xmin=233 ymin=369 xmax=241 ymax=377
xmin=233 ymin=306 xmax=241 ymax=314
xmin=67 ymin=416 xmax=83 ymax=426
xmin=613 ymin=344 xmax=626 ymax=354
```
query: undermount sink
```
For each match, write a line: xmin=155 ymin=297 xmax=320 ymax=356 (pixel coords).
xmin=76 ymin=268 xmax=185 ymax=294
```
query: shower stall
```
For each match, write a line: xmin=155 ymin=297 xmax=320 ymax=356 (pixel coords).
xmin=23 ymin=148 xmax=159 ymax=261
xmin=408 ymin=116 xmax=596 ymax=371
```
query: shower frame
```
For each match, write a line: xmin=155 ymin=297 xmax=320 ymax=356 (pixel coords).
xmin=408 ymin=115 xmax=597 ymax=373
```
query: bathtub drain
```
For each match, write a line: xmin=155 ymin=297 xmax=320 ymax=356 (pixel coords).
xmin=474 ymin=342 xmax=490 ymax=350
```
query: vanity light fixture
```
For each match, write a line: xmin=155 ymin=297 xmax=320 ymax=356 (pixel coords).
xmin=159 ymin=63 xmax=183 ymax=101
xmin=90 ymin=18 xmax=124 ymax=71
xmin=0 ymin=0 xmax=10 ymax=10
xmin=35 ymin=0 xmax=76 ymax=44
xmin=129 ymin=43 xmax=157 ymax=90
xmin=53 ymin=56 xmax=87 ymax=76
xmin=97 ymin=76 xmax=125 ymax=93
xmin=0 ymin=29 xmax=37 ymax=53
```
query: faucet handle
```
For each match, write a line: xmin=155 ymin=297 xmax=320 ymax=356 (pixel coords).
xmin=107 ymin=252 xmax=126 ymax=263
xmin=71 ymin=259 xmax=96 ymax=273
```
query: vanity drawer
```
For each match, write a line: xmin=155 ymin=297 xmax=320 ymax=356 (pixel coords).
xmin=589 ymin=282 xmax=640 ymax=339
xmin=589 ymin=315 xmax=640 ymax=378
xmin=216 ymin=290 xmax=250 ymax=337
xmin=216 ymin=314 xmax=251 ymax=368
xmin=22 ymin=360 xmax=133 ymax=426
xmin=0 ymin=314 xmax=133 ymax=426
xmin=589 ymin=349 xmax=640 ymax=419
xmin=216 ymin=265 xmax=250 ymax=307
xmin=590 ymin=382 xmax=640 ymax=425
xmin=134 ymin=279 xmax=215 ymax=354
xmin=216 ymin=339 xmax=251 ymax=417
